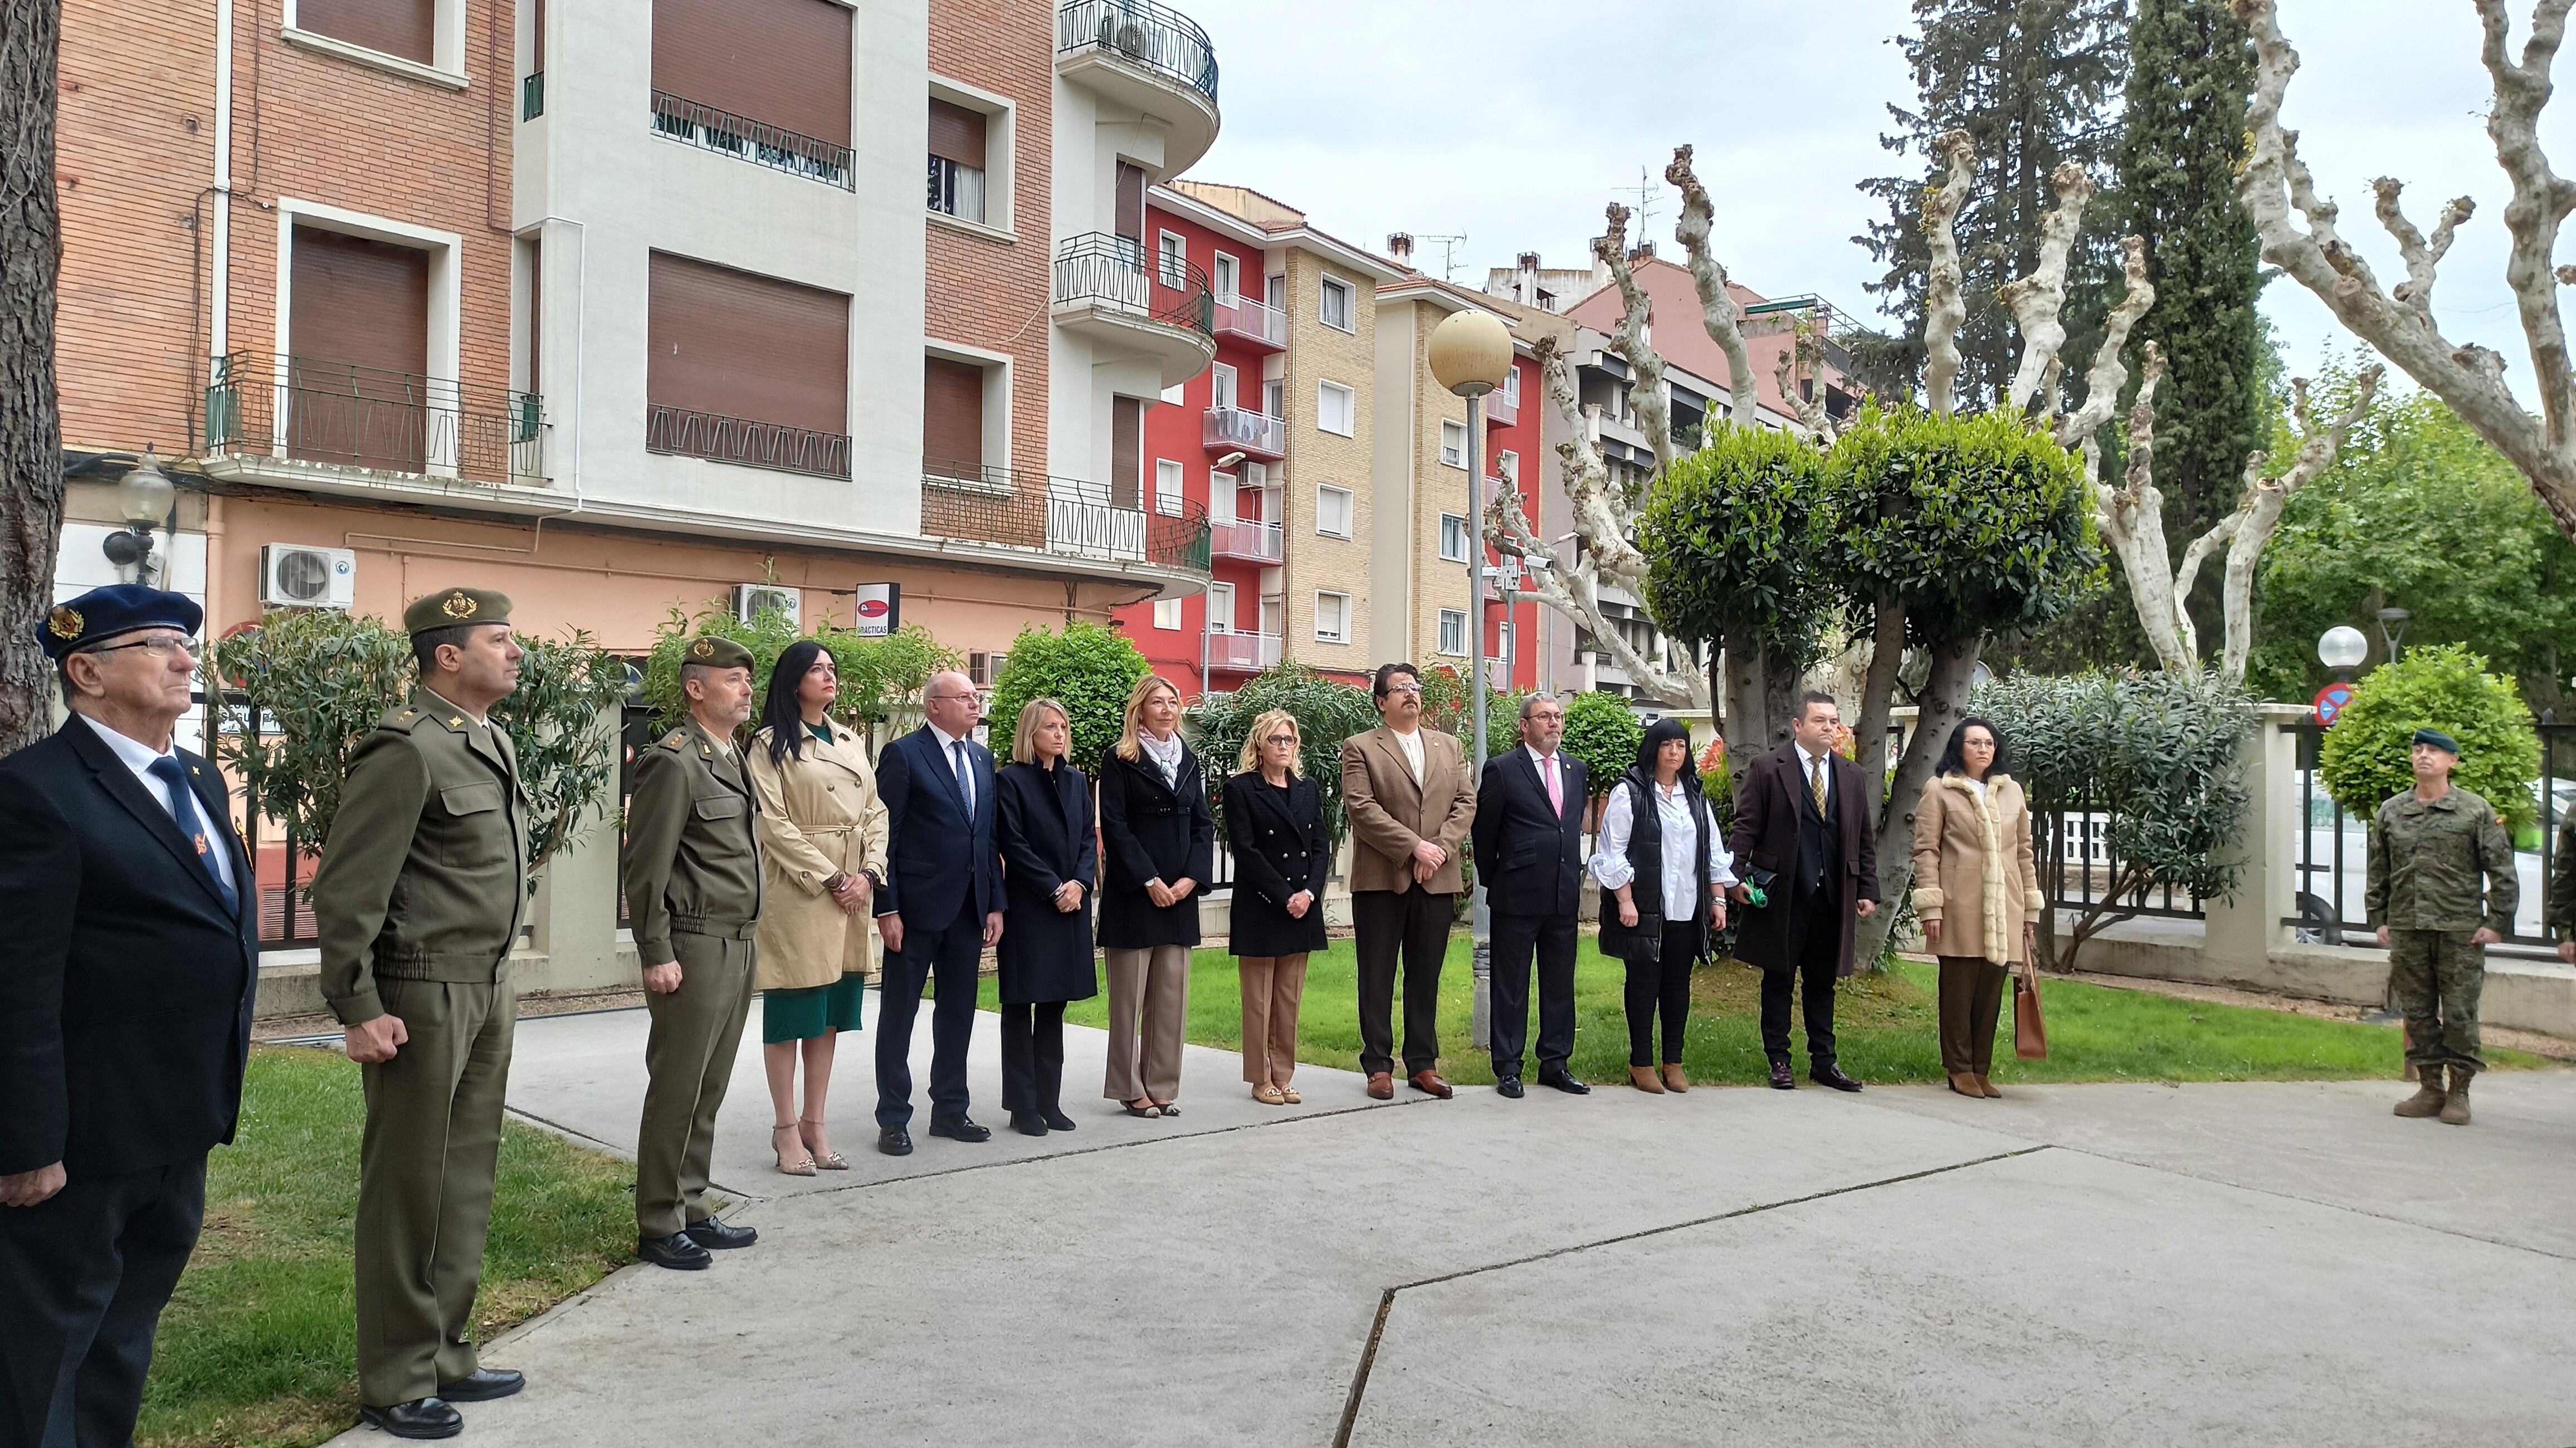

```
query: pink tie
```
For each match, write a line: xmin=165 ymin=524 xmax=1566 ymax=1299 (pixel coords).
xmin=1544 ymin=754 xmax=1563 ymax=815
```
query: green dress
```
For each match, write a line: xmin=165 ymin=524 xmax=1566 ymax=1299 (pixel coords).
xmin=760 ymin=721 xmax=870 ymax=1044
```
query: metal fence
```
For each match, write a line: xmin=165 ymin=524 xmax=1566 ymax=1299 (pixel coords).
xmin=647 ymin=403 xmax=851 ymax=479
xmin=205 ymin=353 xmax=545 ymax=485
xmin=1055 ymin=0 xmax=1219 ymax=103
xmin=2031 ymin=798 xmax=2207 ymax=922
xmin=1052 ymin=232 xmax=1214 ymax=344
xmin=920 ymin=464 xmax=1210 ymax=573
xmin=648 ymin=90 xmax=853 ymax=189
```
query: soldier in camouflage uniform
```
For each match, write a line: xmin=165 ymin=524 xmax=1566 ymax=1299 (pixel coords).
xmin=2366 ymin=728 xmax=2517 ymax=1127
xmin=2550 ymin=804 xmax=2576 ymax=965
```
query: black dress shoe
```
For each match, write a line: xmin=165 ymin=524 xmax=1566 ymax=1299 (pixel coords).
xmin=929 ymin=1114 xmax=992 ymax=1143
xmin=684 ymin=1217 xmax=757 ymax=1250
xmin=1537 ymin=1067 xmax=1592 ymax=1096
xmin=435 ymin=1368 xmax=523 ymax=1402
xmin=1768 ymin=1060 xmax=1796 ymax=1090
xmin=1011 ymin=1111 xmax=1050 ymax=1137
xmin=1495 ymin=1077 xmax=1525 ymax=1099
xmin=1809 ymin=1063 xmax=1865 ymax=1093
xmin=878 ymin=1127 xmax=913 ymax=1156
xmin=358 ymin=1398 xmax=463 ymax=1439
xmin=638 ymin=1232 xmax=713 ymax=1270
xmin=1042 ymin=1108 xmax=1077 ymax=1132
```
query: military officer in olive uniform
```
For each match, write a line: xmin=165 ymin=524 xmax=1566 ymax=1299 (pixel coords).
xmin=623 ymin=636 xmax=765 ymax=1270
xmin=310 ymin=588 xmax=530 ymax=1439
xmin=2549 ymin=804 xmax=2576 ymax=965
xmin=2368 ymin=728 xmax=2518 ymax=1127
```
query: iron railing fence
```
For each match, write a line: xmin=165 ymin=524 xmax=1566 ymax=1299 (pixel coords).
xmin=647 ymin=403 xmax=851 ymax=478
xmin=1053 ymin=232 xmax=1214 ymax=343
xmin=921 ymin=462 xmax=1210 ymax=573
xmin=205 ymin=354 xmax=544 ymax=484
xmin=2029 ymin=796 xmax=2208 ymax=922
xmin=1056 ymin=0 xmax=1219 ymax=104
xmin=649 ymin=90 xmax=855 ymax=189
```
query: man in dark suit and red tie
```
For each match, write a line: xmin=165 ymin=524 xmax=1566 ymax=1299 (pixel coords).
xmin=1730 ymin=691 xmax=1879 ymax=1092
xmin=1472 ymin=694 xmax=1591 ymax=1098
xmin=0 ymin=585 xmax=260 ymax=1448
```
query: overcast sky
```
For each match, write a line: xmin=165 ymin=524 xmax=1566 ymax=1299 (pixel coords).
xmin=1179 ymin=0 xmax=2576 ymax=400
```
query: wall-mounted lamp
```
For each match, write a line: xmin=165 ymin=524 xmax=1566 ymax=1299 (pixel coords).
xmin=100 ymin=453 xmax=176 ymax=583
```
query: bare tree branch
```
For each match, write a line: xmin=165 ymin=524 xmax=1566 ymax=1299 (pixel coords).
xmin=1666 ymin=144 xmax=1760 ymax=427
xmin=2092 ymin=344 xmax=2200 ymax=673
xmin=1771 ymin=316 xmax=1840 ymax=439
xmin=2056 ymin=236 xmax=2157 ymax=454
xmin=2199 ymin=366 xmax=2383 ymax=683
xmin=1593 ymin=203 xmax=1677 ymax=472
xmin=2373 ymin=178 xmax=2477 ymax=317
xmin=1921 ymin=129 xmax=1976 ymax=417
xmin=1996 ymin=162 xmax=2097 ymax=416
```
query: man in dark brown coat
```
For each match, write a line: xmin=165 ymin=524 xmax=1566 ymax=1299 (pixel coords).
xmin=1729 ymin=691 xmax=1878 ymax=1092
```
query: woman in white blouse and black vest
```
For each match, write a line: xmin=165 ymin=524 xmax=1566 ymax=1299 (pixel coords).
xmin=1590 ymin=718 xmax=1734 ymax=1093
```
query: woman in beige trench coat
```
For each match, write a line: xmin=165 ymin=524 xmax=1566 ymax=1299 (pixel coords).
xmin=1909 ymin=717 xmax=2044 ymax=1100
xmin=747 ymin=642 xmax=889 ymax=1173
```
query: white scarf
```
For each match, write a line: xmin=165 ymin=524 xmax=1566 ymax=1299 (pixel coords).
xmin=1139 ymin=730 xmax=1184 ymax=785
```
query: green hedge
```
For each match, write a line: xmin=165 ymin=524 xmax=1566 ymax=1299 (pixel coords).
xmin=2318 ymin=643 xmax=2539 ymax=830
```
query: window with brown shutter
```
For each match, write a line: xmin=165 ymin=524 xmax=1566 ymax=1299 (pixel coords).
xmin=1110 ymin=396 xmax=1143 ymax=509
xmin=923 ymin=358 xmax=984 ymax=477
xmin=647 ymin=252 xmax=850 ymax=476
xmin=927 ymin=100 xmax=988 ymax=223
xmin=287 ymin=227 xmax=431 ymax=473
xmin=652 ymin=0 xmax=852 ymax=145
xmin=298 ymin=0 xmax=435 ymax=64
xmin=1115 ymin=162 xmax=1145 ymax=245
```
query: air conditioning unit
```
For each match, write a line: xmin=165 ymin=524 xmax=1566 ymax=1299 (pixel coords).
xmin=259 ymin=544 xmax=356 ymax=609
xmin=733 ymin=583 xmax=801 ymax=627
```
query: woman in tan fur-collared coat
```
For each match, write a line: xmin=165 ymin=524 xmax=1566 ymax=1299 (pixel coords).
xmin=1910 ymin=718 xmax=2044 ymax=1099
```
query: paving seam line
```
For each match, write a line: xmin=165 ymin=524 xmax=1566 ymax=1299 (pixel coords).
xmin=1326 ymin=1145 xmax=2050 ymax=1448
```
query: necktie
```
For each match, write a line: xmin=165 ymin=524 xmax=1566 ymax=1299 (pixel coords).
xmin=1543 ymin=754 xmax=1563 ymax=816
xmin=1809 ymin=754 xmax=1829 ymax=817
xmin=952 ymin=740 xmax=974 ymax=815
xmin=149 ymin=756 xmax=239 ymax=916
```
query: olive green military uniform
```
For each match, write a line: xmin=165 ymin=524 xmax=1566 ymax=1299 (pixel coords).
xmin=623 ymin=706 xmax=764 ymax=1240
xmin=310 ymin=588 xmax=529 ymax=1410
xmin=2366 ymin=785 xmax=2516 ymax=1075
xmin=2550 ymin=812 xmax=2576 ymax=944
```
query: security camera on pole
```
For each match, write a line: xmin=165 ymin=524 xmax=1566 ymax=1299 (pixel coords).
xmin=1426 ymin=308 xmax=1514 ymax=1048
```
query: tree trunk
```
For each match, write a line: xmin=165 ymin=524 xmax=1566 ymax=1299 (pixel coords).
xmin=1719 ymin=629 xmax=1765 ymax=796
xmin=0 ymin=0 xmax=62 ymax=759
xmin=1759 ymin=643 xmax=1802 ymax=754
xmin=1854 ymin=633 xmax=1981 ymax=972
xmin=1853 ymin=594 xmax=1906 ymax=789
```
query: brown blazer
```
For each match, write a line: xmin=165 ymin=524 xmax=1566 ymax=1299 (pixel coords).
xmin=1341 ymin=725 xmax=1477 ymax=895
xmin=1726 ymin=742 xmax=1878 ymax=977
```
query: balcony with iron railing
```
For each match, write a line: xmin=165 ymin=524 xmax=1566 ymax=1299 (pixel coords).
xmin=649 ymin=90 xmax=854 ymax=189
xmin=1212 ymin=292 xmax=1285 ymax=351
xmin=1055 ymin=0 xmax=1219 ymax=175
xmin=646 ymin=404 xmax=851 ymax=478
xmin=1052 ymin=233 xmax=1216 ymax=386
xmin=1208 ymin=516 xmax=1282 ymax=564
xmin=203 ymin=354 xmax=546 ymax=485
xmin=923 ymin=461 xmax=1210 ymax=576
xmin=1202 ymin=404 xmax=1285 ymax=461
xmin=1207 ymin=628 xmax=1282 ymax=673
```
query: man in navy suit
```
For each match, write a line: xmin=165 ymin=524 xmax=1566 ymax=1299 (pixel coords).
xmin=0 ymin=585 xmax=258 ymax=1448
xmin=869 ymin=670 xmax=1005 ymax=1155
xmin=1472 ymin=694 xmax=1592 ymax=1098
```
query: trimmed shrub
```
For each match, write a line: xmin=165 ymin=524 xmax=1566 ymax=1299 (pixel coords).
xmin=640 ymin=599 xmax=953 ymax=737
xmin=1187 ymin=663 xmax=1379 ymax=847
xmin=987 ymin=620 xmax=1152 ymax=770
xmin=2318 ymin=643 xmax=2540 ymax=831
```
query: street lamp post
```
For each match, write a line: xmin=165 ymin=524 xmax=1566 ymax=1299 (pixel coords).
xmin=2376 ymin=607 xmax=2411 ymax=664
xmin=2318 ymin=625 xmax=2368 ymax=682
xmin=1426 ymin=309 xmax=1515 ymax=1050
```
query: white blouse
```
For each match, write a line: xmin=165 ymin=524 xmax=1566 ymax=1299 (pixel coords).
xmin=1588 ymin=776 xmax=1737 ymax=921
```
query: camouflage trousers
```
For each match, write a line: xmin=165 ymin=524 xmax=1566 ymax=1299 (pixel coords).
xmin=2388 ymin=928 xmax=2484 ymax=1073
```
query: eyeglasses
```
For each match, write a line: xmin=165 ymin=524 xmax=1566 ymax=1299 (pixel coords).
xmin=86 ymin=634 xmax=203 ymax=660
xmin=1383 ymin=683 xmax=1423 ymax=696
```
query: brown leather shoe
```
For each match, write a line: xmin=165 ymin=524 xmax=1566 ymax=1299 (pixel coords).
xmin=1628 ymin=1065 xmax=1666 ymax=1093
xmin=1976 ymin=1075 xmax=2002 ymax=1098
xmin=1660 ymin=1063 xmax=1689 ymax=1092
xmin=1366 ymin=1072 xmax=1394 ymax=1100
xmin=1408 ymin=1070 xmax=1453 ymax=1099
xmin=1948 ymin=1073 xmax=1982 ymax=1098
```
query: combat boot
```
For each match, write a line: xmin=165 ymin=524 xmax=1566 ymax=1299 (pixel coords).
xmin=2438 ymin=1065 xmax=2473 ymax=1126
xmin=2392 ymin=1070 xmax=2447 ymax=1118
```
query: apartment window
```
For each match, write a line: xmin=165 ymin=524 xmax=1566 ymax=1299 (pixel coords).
xmin=648 ymin=251 xmax=851 ymax=473
xmin=923 ymin=355 xmax=985 ymax=475
xmin=1318 ymin=380 xmax=1355 ymax=437
xmin=1499 ymin=449 xmax=1519 ymax=483
xmin=1155 ymin=458 xmax=1184 ymax=517
xmin=1263 ymin=379 xmax=1285 ymax=420
xmin=1438 ymin=609 xmax=1468 ymax=657
xmin=1211 ymin=364 xmax=1236 ymax=410
xmin=1503 ymin=365 xmax=1521 ymax=404
xmin=293 ymin=0 xmax=438 ymax=67
xmin=1319 ymin=275 xmax=1354 ymax=332
xmin=926 ymin=99 xmax=987 ymax=223
xmin=1267 ymin=273 xmax=1286 ymax=310
xmin=1440 ymin=419 xmax=1466 ymax=468
xmin=1496 ymin=620 xmax=1514 ymax=659
xmin=652 ymin=0 xmax=852 ymax=153
xmin=1154 ymin=598 xmax=1183 ymax=631
xmin=1315 ymin=591 xmax=1352 ymax=645
xmin=287 ymin=225 xmax=436 ymax=472
xmin=1208 ymin=582 xmax=1236 ymax=632
xmin=1212 ymin=252 xmax=1238 ymax=301
xmin=1315 ymin=485 xmax=1354 ymax=539
xmin=1111 ymin=397 xmax=1144 ymax=508
xmin=1159 ymin=231 xmax=1188 ymax=289
xmin=1439 ymin=513 xmax=1469 ymax=564
xmin=1115 ymin=162 xmax=1146 ymax=262
xmin=968 ymin=651 xmax=1008 ymax=688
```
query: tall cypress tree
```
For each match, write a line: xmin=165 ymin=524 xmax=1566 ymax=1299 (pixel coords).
xmin=1855 ymin=0 xmax=2131 ymax=408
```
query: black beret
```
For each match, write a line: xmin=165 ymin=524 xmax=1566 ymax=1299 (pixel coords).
xmin=40 ymin=584 xmax=203 ymax=662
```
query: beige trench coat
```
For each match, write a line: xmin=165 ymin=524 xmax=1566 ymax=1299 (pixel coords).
xmin=747 ymin=721 xmax=889 ymax=991
xmin=1909 ymin=772 xmax=2045 ymax=966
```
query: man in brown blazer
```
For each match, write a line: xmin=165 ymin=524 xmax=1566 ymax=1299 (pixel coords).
xmin=1340 ymin=663 xmax=1477 ymax=1100
xmin=1729 ymin=691 xmax=1878 ymax=1092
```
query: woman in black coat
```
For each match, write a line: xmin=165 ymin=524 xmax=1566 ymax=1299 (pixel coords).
xmin=994 ymin=697 xmax=1098 ymax=1138
xmin=1222 ymin=708 xmax=1328 ymax=1105
xmin=1095 ymin=675 xmax=1215 ymax=1118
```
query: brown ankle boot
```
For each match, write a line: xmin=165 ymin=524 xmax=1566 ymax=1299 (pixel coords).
xmin=1628 ymin=1065 xmax=1666 ymax=1094
xmin=1948 ymin=1072 xmax=1982 ymax=1098
xmin=2394 ymin=1071 xmax=2447 ymax=1118
xmin=1660 ymin=1063 xmax=1689 ymax=1092
xmin=2439 ymin=1065 xmax=2473 ymax=1125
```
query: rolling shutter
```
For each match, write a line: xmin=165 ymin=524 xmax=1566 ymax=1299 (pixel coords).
xmin=928 ymin=100 xmax=987 ymax=169
xmin=1110 ymin=396 xmax=1142 ymax=508
xmin=923 ymin=358 xmax=984 ymax=475
xmin=1115 ymin=162 xmax=1145 ymax=244
xmin=297 ymin=0 xmax=434 ymax=63
xmin=287 ymin=227 xmax=431 ymax=472
xmin=647 ymin=252 xmax=848 ymax=435
xmin=652 ymin=0 xmax=852 ymax=145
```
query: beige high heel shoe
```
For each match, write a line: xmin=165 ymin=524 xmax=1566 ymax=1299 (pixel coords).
xmin=771 ymin=1123 xmax=816 ymax=1176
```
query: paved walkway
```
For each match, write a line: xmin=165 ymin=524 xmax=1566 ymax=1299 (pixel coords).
xmin=332 ymin=1001 xmax=2576 ymax=1446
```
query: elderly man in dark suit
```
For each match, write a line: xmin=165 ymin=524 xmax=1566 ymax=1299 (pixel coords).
xmin=0 ymin=585 xmax=259 ymax=1448
xmin=870 ymin=669 xmax=1006 ymax=1155
xmin=1472 ymin=694 xmax=1591 ymax=1098
xmin=1729 ymin=691 xmax=1878 ymax=1092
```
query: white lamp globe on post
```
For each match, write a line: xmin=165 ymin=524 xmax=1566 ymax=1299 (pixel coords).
xmin=2317 ymin=625 xmax=2368 ymax=681
xmin=103 ymin=452 xmax=177 ymax=584
xmin=1426 ymin=307 xmax=1514 ymax=1049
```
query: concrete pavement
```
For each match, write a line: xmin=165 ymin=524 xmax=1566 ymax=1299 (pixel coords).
xmin=328 ymin=1002 xmax=2576 ymax=1446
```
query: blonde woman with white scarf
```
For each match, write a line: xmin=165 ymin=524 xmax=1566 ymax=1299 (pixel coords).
xmin=1909 ymin=718 xmax=2043 ymax=1099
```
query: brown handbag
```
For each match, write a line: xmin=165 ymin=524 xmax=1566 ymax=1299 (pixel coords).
xmin=2013 ymin=960 xmax=2050 ymax=1060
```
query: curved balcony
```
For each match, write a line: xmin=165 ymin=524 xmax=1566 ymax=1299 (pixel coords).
xmin=1055 ymin=0 xmax=1221 ymax=177
xmin=1052 ymin=233 xmax=1216 ymax=388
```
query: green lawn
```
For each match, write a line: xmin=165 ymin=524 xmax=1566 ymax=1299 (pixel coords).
xmin=976 ymin=935 xmax=2561 ymax=1088
xmin=140 ymin=1047 xmax=635 ymax=1448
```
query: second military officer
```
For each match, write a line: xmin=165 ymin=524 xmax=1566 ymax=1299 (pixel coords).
xmin=310 ymin=588 xmax=530 ymax=1439
xmin=623 ymin=636 xmax=765 ymax=1270
xmin=2367 ymin=727 xmax=2518 ymax=1127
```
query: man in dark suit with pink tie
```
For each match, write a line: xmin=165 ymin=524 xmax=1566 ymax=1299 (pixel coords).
xmin=1472 ymin=694 xmax=1591 ymax=1098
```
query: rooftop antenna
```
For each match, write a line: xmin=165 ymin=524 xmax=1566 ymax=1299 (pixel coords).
xmin=1619 ymin=165 xmax=1663 ymax=232
xmin=1412 ymin=233 xmax=1468 ymax=280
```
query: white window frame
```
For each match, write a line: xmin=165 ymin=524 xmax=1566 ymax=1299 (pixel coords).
xmin=1153 ymin=598 xmax=1183 ymax=630
xmin=1315 ymin=590 xmax=1352 ymax=645
xmin=1499 ymin=449 xmax=1519 ymax=483
xmin=1437 ymin=609 xmax=1468 ymax=657
xmin=281 ymin=0 xmax=468 ymax=86
xmin=1155 ymin=458 xmax=1184 ymax=517
xmin=1318 ymin=380 xmax=1356 ymax=437
xmin=925 ymin=77 xmax=1017 ymax=237
xmin=1158 ymin=229 xmax=1189 ymax=290
xmin=1438 ymin=512 xmax=1469 ymax=563
xmin=1440 ymin=418 xmax=1467 ymax=469
xmin=1503 ymin=364 xmax=1521 ymax=404
xmin=1315 ymin=484 xmax=1354 ymax=539
xmin=273 ymin=199 xmax=464 ymax=472
xmin=924 ymin=339 xmax=1016 ymax=474
xmin=1212 ymin=251 xmax=1239 ymax=302
xmin=1211 ymin=363 xmax=1237 ymax=411
xmin=1207 ymin=581 xmax=1236 ymax=633
xmin=1319 ymin=274 xmax=1354 ymax=333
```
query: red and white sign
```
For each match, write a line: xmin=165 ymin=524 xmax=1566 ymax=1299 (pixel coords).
xmin=853 ymin=583 xmax=900 ymax=638
xmin=2314 ymin=681 xmax=2357 ymax=727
